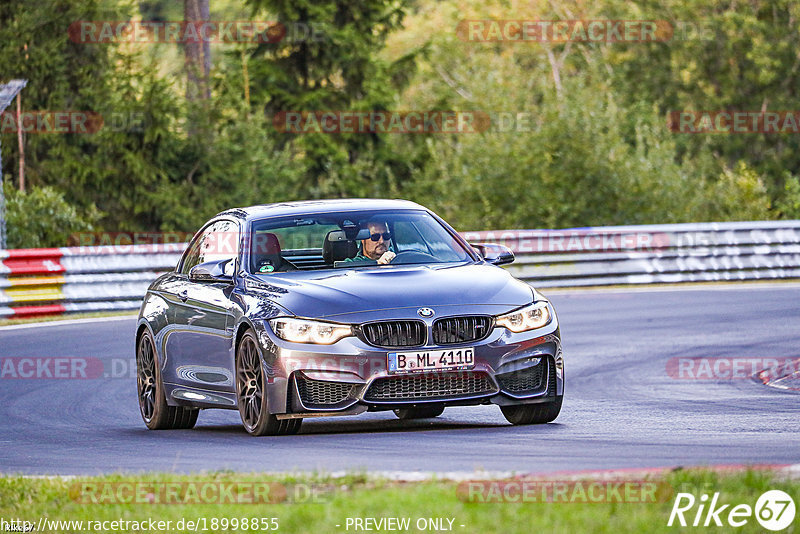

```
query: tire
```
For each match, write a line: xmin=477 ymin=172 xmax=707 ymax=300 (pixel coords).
xmin=136 ymin=329 xmax=198 ymax=430
xmin=236 ymin=330 xmax=302 ymax=436
xmin=500 ymin=396 xmax=563 ymax=425
xmin=393 ymin=405 xmax=445 ymax=420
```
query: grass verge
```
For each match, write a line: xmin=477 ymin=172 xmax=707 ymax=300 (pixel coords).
xmin=0 ymin=468 xmax=797 ymax=533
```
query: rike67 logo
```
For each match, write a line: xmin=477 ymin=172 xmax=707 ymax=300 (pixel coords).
xmin=668 ymin=490 xmax=796 ymax=530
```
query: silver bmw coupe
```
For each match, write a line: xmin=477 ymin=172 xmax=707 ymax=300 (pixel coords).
xmin=136 ymin=199 xmax=563 ymax=435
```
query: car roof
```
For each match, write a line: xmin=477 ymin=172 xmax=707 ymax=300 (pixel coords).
xmin=217 ymin=198 xmax=428 ymax=221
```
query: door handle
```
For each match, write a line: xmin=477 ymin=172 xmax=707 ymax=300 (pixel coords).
xmin=178 ymin=290 xmax=188 ymax=302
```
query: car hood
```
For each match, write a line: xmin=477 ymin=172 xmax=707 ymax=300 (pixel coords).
xmin=246 ymin=263 xmax=533 ymax=319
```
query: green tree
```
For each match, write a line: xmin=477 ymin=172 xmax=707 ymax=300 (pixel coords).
xmin=244 ymin=0 xmax=422 ymax=197
xmin=385 ymin=0 xmax=775 ymax=229
xmin=0 ymin=0 xmax=185 ymax=232
xmin=607 ymin=0 xmax=800 ymax=209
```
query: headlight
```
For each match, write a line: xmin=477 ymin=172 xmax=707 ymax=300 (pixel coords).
xmin=495 ymin=302 xmax=551 ymax=332
xmin=269 ymin=317 xmax=353 ymax=344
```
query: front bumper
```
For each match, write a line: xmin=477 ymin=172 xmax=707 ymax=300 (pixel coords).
xmin=253 ymin=312 xmax=563 ymax=416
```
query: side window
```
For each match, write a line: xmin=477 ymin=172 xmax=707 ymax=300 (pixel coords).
xmin=180 ymin=220 xmax=239 ymax=274
xmin=180 ymin=225 xmax=213 ymax=275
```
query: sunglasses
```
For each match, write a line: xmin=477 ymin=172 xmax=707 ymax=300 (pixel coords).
xmin=369 ymin=232 xmax=392 ymax=242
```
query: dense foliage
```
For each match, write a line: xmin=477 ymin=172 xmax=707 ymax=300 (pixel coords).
xmin=1 ymin=0 xmax=798 ymax=247
xmin=2 ymin=183 xmax=98 ymax=248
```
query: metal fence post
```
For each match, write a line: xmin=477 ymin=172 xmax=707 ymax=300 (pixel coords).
xmin=0 ymin=151 xmax=5 ymax=249
xmin=0 ymin=79 xmax=29 ymax=249
xmin=0 ymin=147 xmax=5 ymax=249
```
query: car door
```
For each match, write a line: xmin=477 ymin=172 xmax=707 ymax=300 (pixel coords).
xmin=162 ymin=219 xmax=239 ymax=394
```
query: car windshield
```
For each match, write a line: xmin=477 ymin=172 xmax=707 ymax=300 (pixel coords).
xmin=247 ymin=209 xmax=472 ymax=273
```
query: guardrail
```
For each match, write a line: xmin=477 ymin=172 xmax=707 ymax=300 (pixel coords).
xmin=0 ymin=245 xmax=183 ymax=319
xmin=463 ymin=220 xmax=800 ymax=288
xmin=1 ymin=220 xmax=799 ymax=318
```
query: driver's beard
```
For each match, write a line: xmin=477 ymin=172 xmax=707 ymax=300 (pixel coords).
xmin=366 ymin=245 xmax=386 ymax=260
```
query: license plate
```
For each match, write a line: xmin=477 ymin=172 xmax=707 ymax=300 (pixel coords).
xmin=387 ymin=348 xmax=475 ymax=374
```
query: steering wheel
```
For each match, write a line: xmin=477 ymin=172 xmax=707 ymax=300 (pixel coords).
xmin=390 ymin=251 xmax=438 ymax=264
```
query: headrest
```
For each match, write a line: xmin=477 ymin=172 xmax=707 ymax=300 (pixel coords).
xmin=253 ymin=232 xmax=281 ymax=255
xmin=323 ymin=230 xmax=357 ymax=264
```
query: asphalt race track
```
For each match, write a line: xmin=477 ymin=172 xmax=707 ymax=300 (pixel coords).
xmin=1 ymin=284 xmax=798 ymax=475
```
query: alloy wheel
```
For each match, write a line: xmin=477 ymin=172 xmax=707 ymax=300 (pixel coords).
xmin=236 ymin=334 xmax=263 ymax=431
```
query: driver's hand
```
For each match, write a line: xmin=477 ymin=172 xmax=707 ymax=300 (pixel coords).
xmin=377 ymin=251 xmax=396 ymax=265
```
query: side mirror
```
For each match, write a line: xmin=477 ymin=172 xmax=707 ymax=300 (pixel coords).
xmin=189 ymin=258 xmax=234 ymax=283
xmin=471 ymin=243 xmax=515 ymax=266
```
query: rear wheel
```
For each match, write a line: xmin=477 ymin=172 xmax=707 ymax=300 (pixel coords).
xmin=136 ymin=330 xmax=198 ymax=430
xmin=393 ymin=405 xmax=445 ymax=420
xmin=236 ymin=330 xmax=302 ymax=436
xmin=500 ymin=396 xmax=562 ymax=425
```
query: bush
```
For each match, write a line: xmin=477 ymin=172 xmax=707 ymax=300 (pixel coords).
xmin=775 ymin=173 xmax=800 ymax=219
xmin=702 ymin=162 xmax=772 ymax=221
xmin=2 ymin=182 xmax=100 ymax=249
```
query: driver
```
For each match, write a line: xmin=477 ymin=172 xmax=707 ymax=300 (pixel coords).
xmin=345 ymin=221 xmax=396 ymax=264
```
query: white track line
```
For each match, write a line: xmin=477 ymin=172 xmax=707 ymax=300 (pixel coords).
xmin=0 ymin=314 xmax=137 ymax=331
xmin=542 ymin=281 xmax=800 ymax=295
xmin=12 ymin=464 xmax=800 ymax=481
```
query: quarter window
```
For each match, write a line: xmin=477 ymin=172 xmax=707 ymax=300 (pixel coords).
xmin=180 ymin=220 xmax=239 ymax=274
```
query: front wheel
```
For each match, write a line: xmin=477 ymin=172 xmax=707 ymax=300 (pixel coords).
xmin=136 ymin=329 xmax=198 ymax=430
xmin=235 ymin=330 xmax=301 ymax=436
xmin=500 ymin=396 xmax=562 ymax=425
